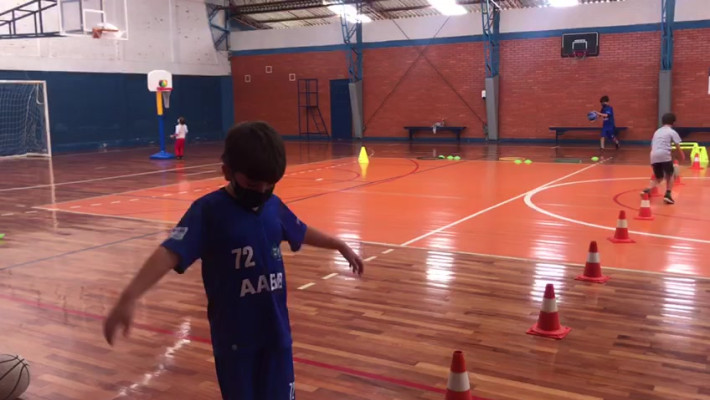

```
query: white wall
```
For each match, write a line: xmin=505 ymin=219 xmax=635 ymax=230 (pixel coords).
xmin=0 ymin=0 xmax=230 ymax=75
xmin=232 ymin=0 xmax=709 ymax=52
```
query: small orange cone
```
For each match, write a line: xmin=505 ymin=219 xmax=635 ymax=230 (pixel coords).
xmin=576 ymin=241 xmax=610 ymax=283
xmin=445 ymin=351 xmax=471 ymax=400
xmin=635 ymin=193 xmax=654 ymax=220
xmin=608 ymin=210 xmax=635 ymax=243
xmin=526 ymin=284 xmax=571 ymax=339
xmin=673 ymin=160 xmax=683 ymax=185
xmin=691 ymin=153 xmax=702 ymax=170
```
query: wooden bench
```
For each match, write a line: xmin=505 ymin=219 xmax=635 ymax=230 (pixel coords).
xmin=675 ymin=127 xmax=710 ymax=140
xmin=404 ymin=126 xmax=466 ymax=142
xmin=549 ymin=126 xmax=628 ymax=146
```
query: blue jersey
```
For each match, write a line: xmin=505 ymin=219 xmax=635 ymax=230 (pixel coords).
xmin=600 ymin=104 xmax=615 ymax=129
xmin=162 ymin=189 xmax=307 ymax=356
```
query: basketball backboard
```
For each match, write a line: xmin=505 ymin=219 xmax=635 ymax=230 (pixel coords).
xmin=59 ymin=0 xmax=128 ymax=39
xmin=561 ymin=32 xmax=599 ymax=58
xmin=148 ymin=70 xmax=173 ymax=92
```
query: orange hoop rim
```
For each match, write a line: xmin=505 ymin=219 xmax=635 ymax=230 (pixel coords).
xmin=157 ymin=87 xmax=173 ymax=92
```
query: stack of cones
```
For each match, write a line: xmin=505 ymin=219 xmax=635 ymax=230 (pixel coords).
xmin=445 ymin=351 xmax=471 ymax=400
xmin=608 ymin=210 xmax=635 ymax=243
xmin=526 ymin=284 xmax=571 ymax=339
xmin=576 ymin=241 xmax=610 ymax=283
xmin=635 ymin=193 xmax=654 ymax=220
xmin=691 ymin=153 xmax=702 ymax=171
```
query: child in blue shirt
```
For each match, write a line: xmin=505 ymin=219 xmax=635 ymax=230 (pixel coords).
xmin=103 ymin=121 xmax=364 ymax=400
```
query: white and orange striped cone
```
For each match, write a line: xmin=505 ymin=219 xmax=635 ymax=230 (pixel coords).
xmin=691 ymin=153 xmax=702 ymax=171
xmin=673 ymin=160 xmax=683 ymax=185
xmin=635 ymin=193 xmax=654 ymax=221
xmin=608 ymin=210 xmax=635 ymax=243
xmin=575 ymin=241 xmax=610 ymax=283
xmin=526 ymin=284 xmax=571 ymax=339
xmin=445 ymin=351 xmax=471 ymax=400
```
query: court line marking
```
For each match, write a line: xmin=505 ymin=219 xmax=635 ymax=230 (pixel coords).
xmin=364 ymin=256 xmax=378 ymax=262
xmin=360 ymin=240 xmax=710 ymax=281
xmin=0 ymin=157 xmax=352 ymax=194
xmin=31 ymin=206 xmax=176 ymax=225
xmin=524 ymin=177 xmax=710 ymax=245
xmin=298 ymin=282 xmax=315 ymax=290
xmin=400 ymin=159 xmax=606 ymax=246
xmin=322 ymin=273 xmax=338 ymax=280
xmin=0 ymin=293 xmax=483 ymax=399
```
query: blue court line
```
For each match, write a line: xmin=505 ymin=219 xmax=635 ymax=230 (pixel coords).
xmin=0 ymin=230 xmax=166 ymax=272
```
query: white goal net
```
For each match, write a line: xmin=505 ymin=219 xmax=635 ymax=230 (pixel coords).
xmin=0 ymin=81 xmax=51 ymax=158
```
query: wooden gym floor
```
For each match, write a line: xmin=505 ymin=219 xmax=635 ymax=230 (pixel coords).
xmin=1 ymin=141 xmax=709 ymax=400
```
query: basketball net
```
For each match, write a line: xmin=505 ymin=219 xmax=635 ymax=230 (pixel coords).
xmin=158 ymin=87 xmax=172 ymax=109
xmin=573 ymin=50 xmax=587 ymax=60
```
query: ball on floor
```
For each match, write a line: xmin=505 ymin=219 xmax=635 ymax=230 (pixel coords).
xmin=514 ymin=159 xmax=522 ymax=165
xmin=591 ymin=156 xmax=599 ymax=162
xmin=524 ymin=159 xmax=532 ymax=164
xmin=0 ymin=354 xmax=30 ymax=400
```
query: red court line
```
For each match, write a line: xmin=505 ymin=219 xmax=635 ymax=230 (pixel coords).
xmin=0 ymin=293 xmax=490 ymax=399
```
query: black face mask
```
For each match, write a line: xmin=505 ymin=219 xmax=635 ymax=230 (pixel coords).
xmin=230 ymin=180 xmax=273 ymax=211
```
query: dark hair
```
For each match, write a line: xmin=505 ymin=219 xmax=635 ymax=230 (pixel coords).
xmin=600 ymin=95 xmax=609 ymax=103
xmin=178 ymin=117 xmax=186 ymax=125
xmin=222 ymin=121 xmax=286 ymax=184
xmin=661 ymin=112 xmax=676 ymax=126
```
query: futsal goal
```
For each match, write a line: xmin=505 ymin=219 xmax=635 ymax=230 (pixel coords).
xmin=0 ymin=81 xmax=52 ymax=158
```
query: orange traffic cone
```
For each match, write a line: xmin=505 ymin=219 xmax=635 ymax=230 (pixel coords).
xmin=608 ymin=210 xmax=635 ymax=243
xmin=576 ymin=241 xmax=610 ymax=283
xmin=635 ymin=193 xmax=654 ymax=220
xmin=673 ymin=160 xmax=683 ymax=185
xmin=445 ymin=351 xmax=471 ymax=400
xmin=691 ymin=153 xmax=702 ymax=171
xmin=527 ymin=284 xmax=571 ymax=339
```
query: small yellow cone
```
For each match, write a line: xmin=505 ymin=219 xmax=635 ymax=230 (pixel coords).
xmin=358 ymin=146 xmax=369 ymax=164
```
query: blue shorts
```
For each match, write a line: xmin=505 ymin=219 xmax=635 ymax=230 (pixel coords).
xmin=601 ymin=128 xmax=616 ymax=139
xmin=215 ymin=347 xmax=295 ymax=400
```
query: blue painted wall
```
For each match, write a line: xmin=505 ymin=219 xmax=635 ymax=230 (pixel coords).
xmin=0 ymin=70 xmax=229 ymax=153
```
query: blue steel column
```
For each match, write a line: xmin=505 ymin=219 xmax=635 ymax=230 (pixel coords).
xmin=658 ymin=0 xmax=675 ymax=125
xmin=339 ymin=2 xmax=364 ymax=139
xmin=481 ymin=0 xmax=500 ymax=140
xmin=207 ymin=2 xmax=230 ymax=51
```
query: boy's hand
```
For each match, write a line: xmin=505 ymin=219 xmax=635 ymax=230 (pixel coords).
xmin=338 ymin=242 xmax=364 ymax=276
xmin=103 ymin=297 xmax=136 ymax=345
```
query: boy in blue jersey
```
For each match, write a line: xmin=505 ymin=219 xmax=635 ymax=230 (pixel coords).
xmin=103 ymin=121 xmax=364 ymax=400
xmin=595 ymin=95 xmax=620 ymax=150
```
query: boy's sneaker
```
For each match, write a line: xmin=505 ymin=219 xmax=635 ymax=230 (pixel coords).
xmin=663 ymin=193 xmax=675 ymax=204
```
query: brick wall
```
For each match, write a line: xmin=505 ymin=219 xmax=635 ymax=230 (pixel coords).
xmin=673 ymin=28 xmax=710 ymax=128
xmin=231 ymin=29 xmax=708 ymax=141
xmin=231 ymin=51 xmax=347 ymax=135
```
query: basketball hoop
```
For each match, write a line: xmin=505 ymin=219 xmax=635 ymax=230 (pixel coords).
xmin=573 ymin=50 xmax=588 ymax=60
xmin=157 ymin=87 xmax=172 ymax=109
xmin=91 ymin=23 xmax=120 ymax=39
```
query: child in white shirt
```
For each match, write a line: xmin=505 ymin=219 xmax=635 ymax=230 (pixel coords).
xmin=171 ymin=117 xmax=188 ymax=160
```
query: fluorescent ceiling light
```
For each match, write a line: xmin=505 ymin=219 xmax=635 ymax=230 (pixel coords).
xmin=548 ymin=0 xmax=579 ymax=7
xmin=328 ymin=4 xmax=372 ymax=23
xmin=428 ymin=0 xmax=467 ymax=16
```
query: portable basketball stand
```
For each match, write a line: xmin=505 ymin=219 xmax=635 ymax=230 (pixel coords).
xmin=147 ymin=70 xmax=175 ymax=160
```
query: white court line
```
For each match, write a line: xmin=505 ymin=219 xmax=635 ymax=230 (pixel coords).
xmin=523 ymin=176 xmax=710 ymax=245
xmin=322 ymin=273 xmax=338 ymax=280
xmin=297 ymin=283 xmax=315 ymax=290
xmin=381 ymin=249 xmax=394 ymax=255
xmin=0 ymin=162 xmax=222 ymax=193
xmin=32 ymin=206 xmax=175 ymax=225
xmin=400 ymin=160 xmax=606 ymax=246
xmin=360 ymin=240 xmax=710 ymax=281
xmin=0 ymin=157 xmax=350 ymax=194
xmin=111 ymin=201 xmax=121 ymax=204
xmin=1 ymin=213 xmax=14 ymax=217
xmin=364 ymin=256 xmax=378 ymax=262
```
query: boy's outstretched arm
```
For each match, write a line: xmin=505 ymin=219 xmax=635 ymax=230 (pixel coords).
xmin=303 ymin=227 xmax=364 ymax=275
xmin=103 ymin=246 xmax=179 ymax=345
